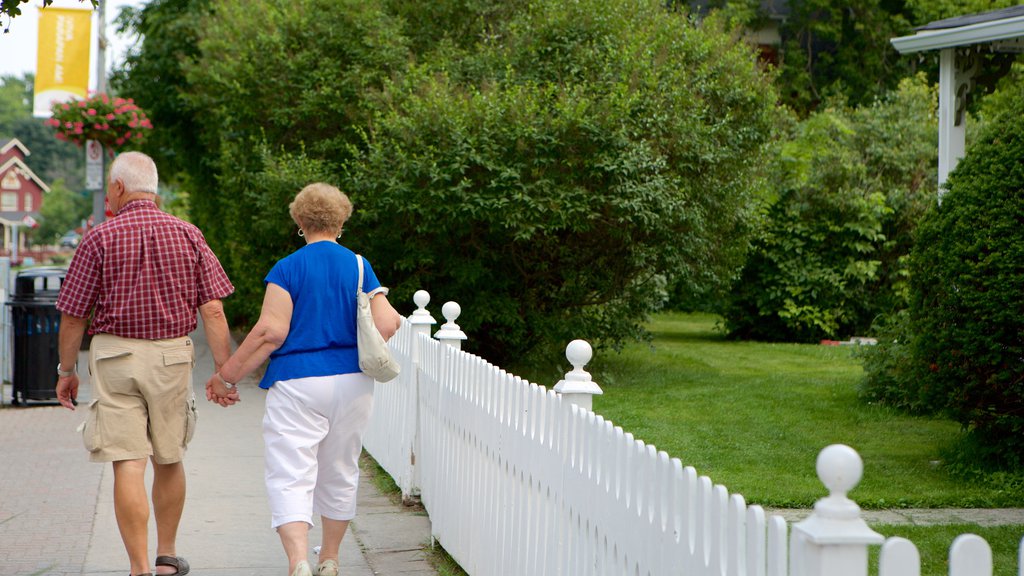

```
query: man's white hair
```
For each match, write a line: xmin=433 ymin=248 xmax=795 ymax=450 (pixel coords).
xmin=109 ymin=151 xmax=158 ymax=194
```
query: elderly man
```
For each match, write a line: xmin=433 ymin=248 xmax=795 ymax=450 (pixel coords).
xmin=55 ymin=151 xmax=235 ymax=576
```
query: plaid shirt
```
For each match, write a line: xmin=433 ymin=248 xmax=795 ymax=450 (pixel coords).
xmin=56 ymin=199 xmax=234 ymax=340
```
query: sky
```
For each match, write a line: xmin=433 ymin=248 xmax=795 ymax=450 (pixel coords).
xmin=0 ymin=0 xmax=146 ymax=89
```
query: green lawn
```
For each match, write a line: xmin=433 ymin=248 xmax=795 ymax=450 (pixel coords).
xmin=578 ymin=312 xmax=1024 ymax=509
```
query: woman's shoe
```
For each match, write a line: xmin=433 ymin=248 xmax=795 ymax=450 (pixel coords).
xmin=290 ymin=560 xmax=313 ymax=576
xmin=316 ymin=558 xmax=340 ymax=576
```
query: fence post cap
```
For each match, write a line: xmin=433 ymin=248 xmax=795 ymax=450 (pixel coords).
xmin=817 ymin=444 xmax=861 ymax=499
xmin=793 ymin=444 xmax=884 ymax=545
xmin=554 ymin=339 xmax=603 ymax=396
xmin=434 ymin=301 xmax=467 ymax=341
xmin=410 ymin=290 xmax=436 ymax=326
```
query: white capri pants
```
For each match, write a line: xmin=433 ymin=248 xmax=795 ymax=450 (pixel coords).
xmin=263 ymin=372 xmax=374 ymax=528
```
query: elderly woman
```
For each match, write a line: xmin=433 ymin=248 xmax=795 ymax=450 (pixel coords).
xmin=206 ymin=183 xmax=402 ymax=576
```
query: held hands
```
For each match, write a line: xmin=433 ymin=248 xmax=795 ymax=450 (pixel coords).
xmin=205 ymin=372 xmax=241 ymax=407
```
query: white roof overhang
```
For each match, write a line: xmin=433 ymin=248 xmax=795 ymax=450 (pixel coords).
xmin=891 ymin=15 xmax=1024 ymax=53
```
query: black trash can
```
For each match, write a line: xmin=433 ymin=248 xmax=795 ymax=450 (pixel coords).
xmin=6 ymin=267 xmax=66 ymax=405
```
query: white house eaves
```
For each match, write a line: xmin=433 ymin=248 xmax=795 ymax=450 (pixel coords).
xmin=0 ymin=156 xmax=52 ymax=193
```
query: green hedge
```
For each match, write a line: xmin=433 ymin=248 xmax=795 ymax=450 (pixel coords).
xmin=904 ymin=75 xmax=1024 ymax=466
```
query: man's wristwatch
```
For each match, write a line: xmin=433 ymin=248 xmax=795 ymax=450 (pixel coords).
xmin=216 ymin=372 xmax=237 ymax=390
xmin=57 ymin=362 xmax=76 ymax=378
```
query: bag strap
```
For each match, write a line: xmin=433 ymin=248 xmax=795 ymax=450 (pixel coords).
xmin=355 ymin=253 xmax=365 ymax=294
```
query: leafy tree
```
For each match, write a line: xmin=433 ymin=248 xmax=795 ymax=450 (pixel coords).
xmin=110 ymin=0 xmax=213 ymax=181
xmin=36 ymin=179 xmax=90 ymax=244
xmin=685 ymin=1 xmax=1021 ymax=117
xmin=904 ymin=0 xmax=1021 ymax=25
xmin=181 ymin=0 xmax=409 ymax=317
xmin=903 ymin=72 xmax=1024 ymax=467
xmin=721 ymin=75 xmax=936 ymax=342
xmin=1 ymin=0 xmax=96 ymax=31
xmin=0 ymin=74 xmax=31 ymax=125
xmin=773 ymin=0 xmax=915 ymax=113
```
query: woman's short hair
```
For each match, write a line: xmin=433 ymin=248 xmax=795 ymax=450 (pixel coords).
xmin=109 ymin=151 xmax=158 ymax=194
xmin=289 ymin=183 xmax=353 ymax=234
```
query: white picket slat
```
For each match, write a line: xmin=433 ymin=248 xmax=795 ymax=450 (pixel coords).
xmin=879 ymin=537 xmax=920 ymax=576
xmin=950 ymin=534 xmax=992 ymax=576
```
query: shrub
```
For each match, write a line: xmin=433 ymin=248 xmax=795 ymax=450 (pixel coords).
xmin=721 ymin=75 xmax=936 ymax=342
xmin=215 ymin=144 xmax=335 ymax=325
xmin=857 ymin=309 xmax=919 ymax=410
xmin=347 ymin=1 xmax=778 ymax=362
xmin=907 ymin=74 xmax=1024 ymax=466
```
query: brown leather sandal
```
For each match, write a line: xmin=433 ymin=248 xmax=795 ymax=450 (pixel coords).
xmin=155 ymin=555 xmax=190 ymax=575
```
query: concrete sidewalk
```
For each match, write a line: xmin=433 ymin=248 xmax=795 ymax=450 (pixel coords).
xmin=0 ymin=324 xmax=436 ymax=576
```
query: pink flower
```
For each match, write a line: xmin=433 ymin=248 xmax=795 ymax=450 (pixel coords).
xmin=87 ymin=108 xmax=97 ymax=116
xmin=78 ymin=100 xmax=86 ymax=107
xmin=115 ymin=137 xmax=125 ymax=145
xmin=106 ymin=114 xmax=115 ymax=120
xmin=62 ymin=103 xmax=70 ymax=110
xmin=64 ymin=122 xmax=73 ymax=129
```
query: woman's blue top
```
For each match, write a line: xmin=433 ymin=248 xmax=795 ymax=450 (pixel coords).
xmin=259 ymin=241 xmax=382 ymax=389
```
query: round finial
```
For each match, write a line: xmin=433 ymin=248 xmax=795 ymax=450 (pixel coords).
xmin=434 ymin=301 xmax=467 ymax=344
xmin=442 ymin=301 xmax=461 ymax=322
xmin=816 ymin=444 xmax=862 ymax=497
xmin=565 ymin=339 xmax=592 ymax=370
xmin=414 ymin=290 xmax=430 ymax=310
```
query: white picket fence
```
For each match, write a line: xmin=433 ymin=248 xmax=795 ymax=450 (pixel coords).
xmin=362 ymin=291 xmax=1023 ymax=576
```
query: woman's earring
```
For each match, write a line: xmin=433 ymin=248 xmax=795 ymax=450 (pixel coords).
xmin=298 ymin=229 xmax=305 ymax=237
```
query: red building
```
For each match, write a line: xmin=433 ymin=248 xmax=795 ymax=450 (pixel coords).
xmin=0 ymin=138 xmax=50 ymax=259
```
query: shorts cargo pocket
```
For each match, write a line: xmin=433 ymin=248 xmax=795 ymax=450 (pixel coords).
xmin=163 ymin=350 xmax=194 ymax=369
xmin=76 ymin=399 xmax=102 ymax=452
xmin=184 ymin=394 xmax=198 ymax=446
xmin=95 ymin=348 xmax=132 ymax=362
xmin=92 ymin=347 xmax=133 ymax=384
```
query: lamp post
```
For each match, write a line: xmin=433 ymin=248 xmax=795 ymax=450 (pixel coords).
xmin=88 ymin=0 xmax=108 ymax=229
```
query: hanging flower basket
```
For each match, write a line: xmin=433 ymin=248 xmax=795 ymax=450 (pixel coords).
xmin=45 ymin=93 xmax=153 ymax=153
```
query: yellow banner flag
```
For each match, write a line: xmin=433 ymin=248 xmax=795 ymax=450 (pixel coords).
xmin=33 ymin=7 xmax=93 ymax=117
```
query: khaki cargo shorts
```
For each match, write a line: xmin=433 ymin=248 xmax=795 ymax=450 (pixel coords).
xmin=79 ymin=334 xmax=197 ymax=464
